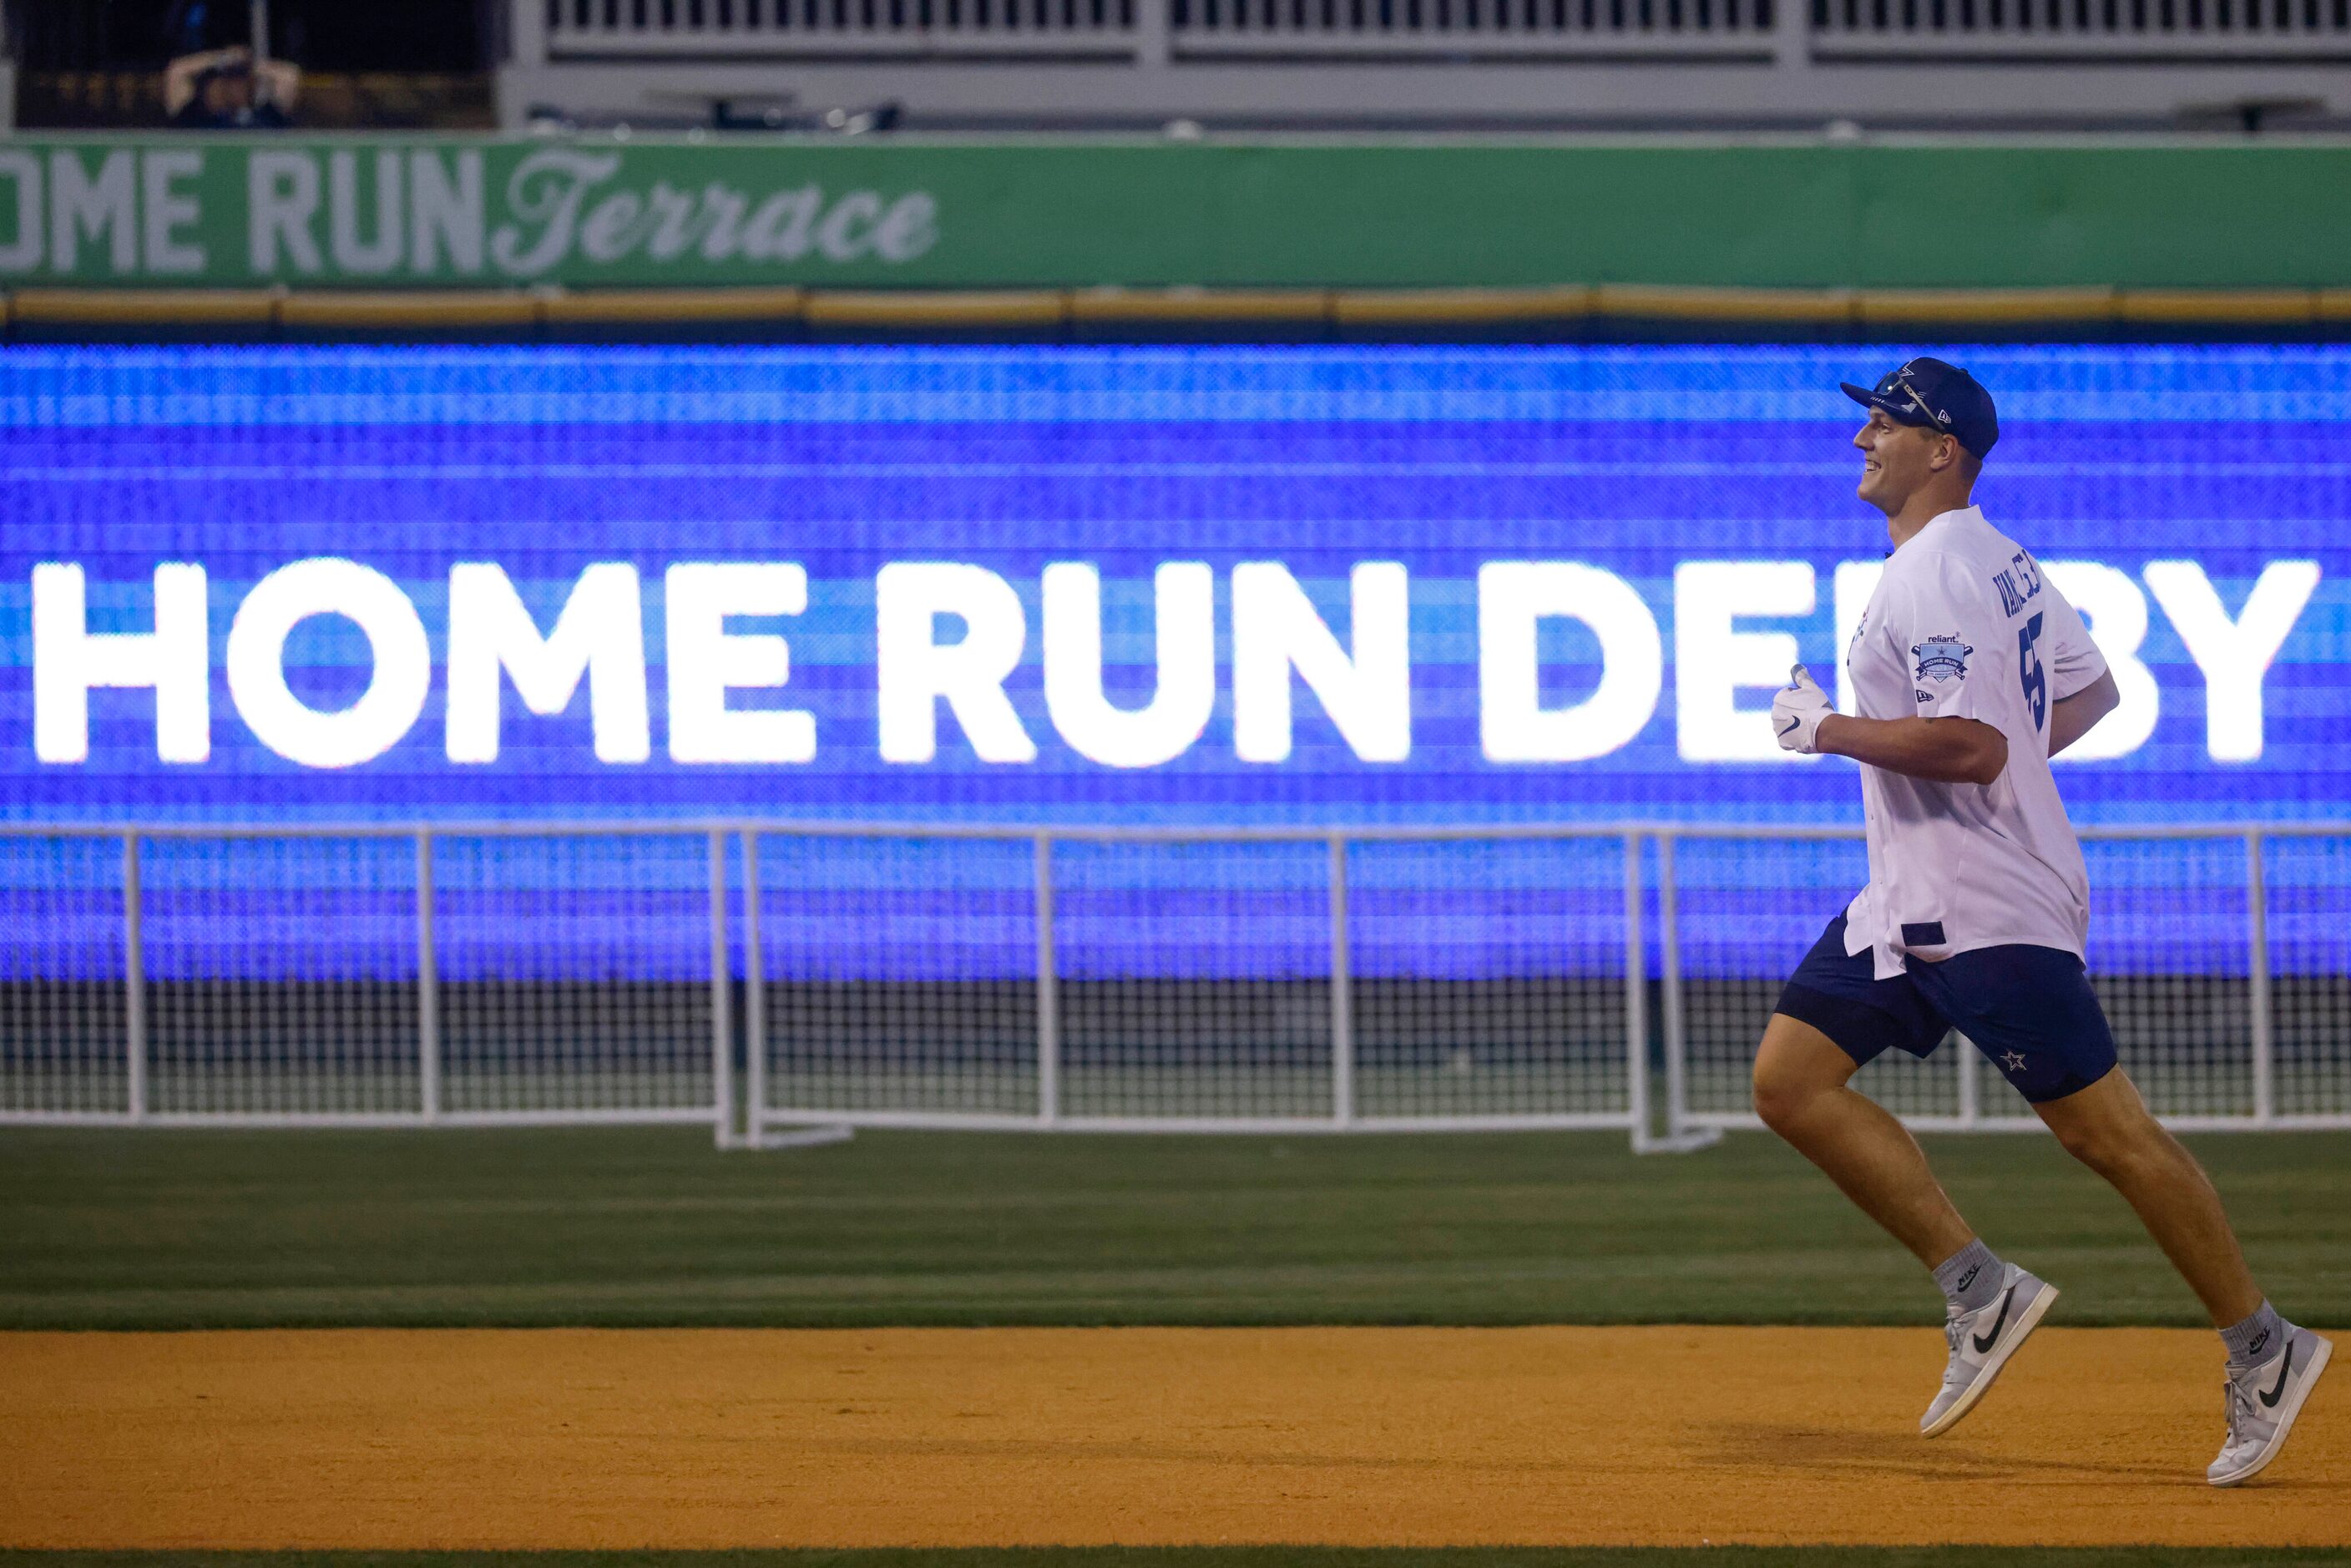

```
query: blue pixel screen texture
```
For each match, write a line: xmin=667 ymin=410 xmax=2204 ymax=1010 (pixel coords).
xmin=3 ymin=343 xmax=2344 ymax=982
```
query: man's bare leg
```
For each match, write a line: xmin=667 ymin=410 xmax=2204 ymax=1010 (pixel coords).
xmin=2036 ymin=1066 xmax=2334 ymax=1485
xmin=2032 ymin=1068 xmax=2261 ymax=1327
xmin=1756 ymin=1012 xmax=2065 ymax=1437
xmin=1751 ymin=1012 xmax=1974 ymax=1267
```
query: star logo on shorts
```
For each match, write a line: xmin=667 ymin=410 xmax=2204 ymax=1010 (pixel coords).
xmin=2001 ymin=1050 xmax=2028 ymax=1072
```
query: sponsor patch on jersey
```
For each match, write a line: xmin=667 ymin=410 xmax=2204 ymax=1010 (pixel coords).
xmin=1912 ymin=635 xmax=1973 ymax=683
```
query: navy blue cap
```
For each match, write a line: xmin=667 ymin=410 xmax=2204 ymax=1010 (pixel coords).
xmin=1841 ymin=357 xmax=1999 ymax=458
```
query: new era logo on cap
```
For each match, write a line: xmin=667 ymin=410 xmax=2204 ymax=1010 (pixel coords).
xmin=1841 ymin=357 xmax=2000 ymax=458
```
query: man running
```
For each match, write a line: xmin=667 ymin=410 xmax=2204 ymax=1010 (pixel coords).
xmin=1759 ymin=357 xmax=2331 ymax=1485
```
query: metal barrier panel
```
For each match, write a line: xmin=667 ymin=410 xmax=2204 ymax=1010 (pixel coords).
xmin=433 ymin=832 xmax=716 ymax=1119
xmin=1813 ymin=0 xmax=2351 ymax=54
xmin=1668 ymin=827 xmax=2291 ymax=1132
xmin=2081 ymin=832 xmax=2256 ymax=1125
xmin=0 ymin=832 xmax=129 ymax=1119
xmin=1172 ymin=0 xmax=1777 ymax=53
xmin=549 ymin=0 xmax=1143 ymax=56
xmin=1053 ymin=837 xmax=1332 ymax=1123
xmin=535 ymin=0 xmax=2348 ymax=61
xmin=8 ymin=818 xmax=2345 ymax=1137
xmin=141 ymin=833 xmax=421 ymax=1120
xmin=1668 ymin=830 xmax=1971 ymax=1126
xmin=1348 ymin=834 xmax=1631 ymax=1124
xmin=753 ymin=832 xmax=1040 ymax=1123
xmin=2265 ymin=832 xmax=2351 ymax=1122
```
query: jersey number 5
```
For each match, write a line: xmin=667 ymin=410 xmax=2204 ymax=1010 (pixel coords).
xmin=2017 ymin=612 xmax=2047 ymax=732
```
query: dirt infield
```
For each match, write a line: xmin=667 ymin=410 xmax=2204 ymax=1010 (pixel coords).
xmin=2 ymin=1327 xmax=2343 ymax=1550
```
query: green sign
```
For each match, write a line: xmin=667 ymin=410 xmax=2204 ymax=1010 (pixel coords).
xmin=0 ymin=136 xmax=2344 ymax=290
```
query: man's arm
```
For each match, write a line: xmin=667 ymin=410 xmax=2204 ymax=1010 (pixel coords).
xmin=1772 ymin=665 xmax=2005 ymax=784
xmin=2047 ymin=666 xmax=2120 ymax=757
xmin=1814 ymin=713 xmax=2008 ymax=787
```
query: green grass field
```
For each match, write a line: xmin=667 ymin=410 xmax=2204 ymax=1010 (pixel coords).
xmin=5 ymin=1125 xmax=2348 ymax=1331
xmin=5 ymin=1550 xmax=2351 ymax=1568
xmin=9 ymin=1130 xmax=2349 ymax=1568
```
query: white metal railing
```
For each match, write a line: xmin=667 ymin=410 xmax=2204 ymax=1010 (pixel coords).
xmin=1656 ymin=822 xmax=2349 ymax=1136
xmin=540 ymin=0 xmax=1145 ymax=58
xmin=1170 ymin=0 xmax=1779 ymax=57
xmin=531 ymin=0 xmax=2349 ymax=58
xmin=3 ymin=820 xmax=2348 ymax=1148
xmin=1813 ymin=0 xmax=2351 ymax=57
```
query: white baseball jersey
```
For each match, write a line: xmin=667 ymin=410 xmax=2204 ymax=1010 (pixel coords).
xmin=1842 ymin=506 xmax=2107 ymax=979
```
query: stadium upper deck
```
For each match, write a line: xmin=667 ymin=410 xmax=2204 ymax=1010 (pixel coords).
xmin=6 ymin=0 xmax=2350 ymax=135
xmin=503 ymin=0 xmax=2351 ymax=133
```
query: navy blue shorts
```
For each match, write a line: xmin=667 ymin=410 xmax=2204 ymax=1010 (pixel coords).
xmin=1774 ymin=913 xmax=2118 ymax=1105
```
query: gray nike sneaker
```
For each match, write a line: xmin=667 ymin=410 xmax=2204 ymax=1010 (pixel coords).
xmin=1921 ymin=1263 xmax=2060 ymax=1438
xmin=2209 ymin=1323 xmax=2333 ymax=1487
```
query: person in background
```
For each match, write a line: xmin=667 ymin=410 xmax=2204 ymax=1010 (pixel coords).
xmin=164 ymin=46 xmax=299 ymax=129
xmin=163 ymin=0 xmax=230 ymax=57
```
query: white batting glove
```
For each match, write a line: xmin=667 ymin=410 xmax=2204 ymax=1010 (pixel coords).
xmin=1772 ymin=664 xmax=1833 ymax=755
